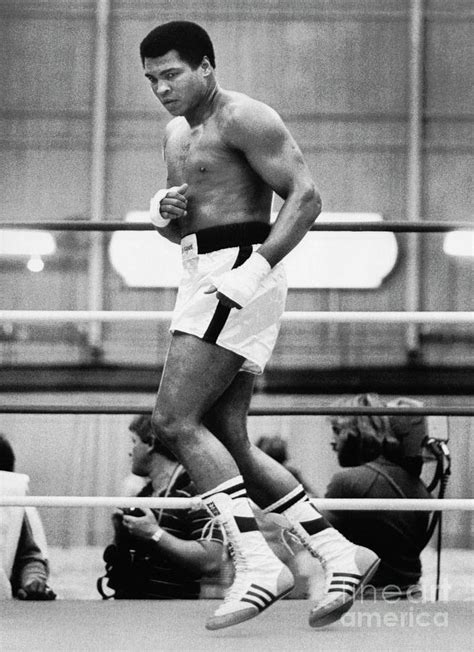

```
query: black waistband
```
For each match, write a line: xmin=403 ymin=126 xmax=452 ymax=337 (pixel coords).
xmin=188 ymin=222 xmax=271 ymax=254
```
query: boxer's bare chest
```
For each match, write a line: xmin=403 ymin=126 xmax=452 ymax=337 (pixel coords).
xmin=165 ymin=118 xmax=241 ymax=184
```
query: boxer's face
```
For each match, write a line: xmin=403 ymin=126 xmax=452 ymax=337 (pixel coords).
xmin=144 ymin=50 xmax=211 ymax=116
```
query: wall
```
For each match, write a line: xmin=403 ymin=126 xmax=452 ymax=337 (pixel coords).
xmin=1 ymin=0 xmax=473 ymax=370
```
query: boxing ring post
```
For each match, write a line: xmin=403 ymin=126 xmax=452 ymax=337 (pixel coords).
xmin=87 ymin=0 xmax=110 ymax=354
xmin=406 ymin=0 xmax=425 ymax=356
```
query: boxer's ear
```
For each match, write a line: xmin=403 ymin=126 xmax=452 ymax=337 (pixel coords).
xmin=201 ymin=56 xmax=212 ymax=76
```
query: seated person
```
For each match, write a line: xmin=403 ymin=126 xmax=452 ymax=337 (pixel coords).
xmin=98 ymin=415 xmax=224 ymax=599
xmin=323 ymin=394 xmax=433 ymax=599
xmin=0 ymin=433 xmax=55 ymax=600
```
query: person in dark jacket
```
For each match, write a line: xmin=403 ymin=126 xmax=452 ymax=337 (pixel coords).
xmin=324 ymin=394 xmax=433 ymax=598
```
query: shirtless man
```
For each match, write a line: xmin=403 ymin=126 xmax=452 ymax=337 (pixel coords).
xmin=140 ymin=21 xmax=379 ymax=630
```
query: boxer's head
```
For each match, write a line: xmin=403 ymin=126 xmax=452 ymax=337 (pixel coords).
xmin=140 ymin=21 xmax=215 ymax=69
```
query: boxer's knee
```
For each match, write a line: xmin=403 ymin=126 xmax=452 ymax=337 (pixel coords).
xmin=151 ymin=410 xmax=196 ymax=453
xmin=205 ymin=411 xmax=252 ymax=461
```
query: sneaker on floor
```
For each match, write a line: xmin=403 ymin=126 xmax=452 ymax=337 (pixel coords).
xmin=308 ymin=545 xmax=380 ymax=628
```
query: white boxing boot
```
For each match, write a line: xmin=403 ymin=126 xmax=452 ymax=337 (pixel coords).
xmin=268 ymin=511 xmax=380 ymax=628
xmin=203 ymin=492 xmax=295 ymax=630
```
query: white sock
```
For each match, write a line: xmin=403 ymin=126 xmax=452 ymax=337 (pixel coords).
xmin=202 ymin=476 xmax=262 ymax=532
xmin=264 ymin=485 xmax=330 ymax=535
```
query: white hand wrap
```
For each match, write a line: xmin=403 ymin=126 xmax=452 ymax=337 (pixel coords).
xmin=211 ymin=251 xmax=271 ymax=309
xmin=149 ymin=189 xmax=170 ymax=228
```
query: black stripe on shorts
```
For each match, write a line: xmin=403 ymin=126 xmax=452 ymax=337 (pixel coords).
xmin=202 ymin=245 xmax=252 ymax=344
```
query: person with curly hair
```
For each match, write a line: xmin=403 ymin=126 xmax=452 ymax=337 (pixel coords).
xmin=325 ymin=394 xmax=433 ymax=598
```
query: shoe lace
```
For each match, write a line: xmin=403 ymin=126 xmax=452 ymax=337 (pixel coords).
xmin=202 ymin=513 xmax=248 ymax=574
xmin=263 ymin=511 xmax=324 ymax=564
xmin=282 ymin=523 xmax=327 ymax=573
xmin=279 ymin=527 xmax=299 ymax=556
xmin=201 ymin=514 xmax=224 ymax=543
xmin=206 ymin=521 xmax=250 ymax=606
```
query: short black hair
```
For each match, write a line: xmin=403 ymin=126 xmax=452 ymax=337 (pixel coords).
xmin=0 ymin=433 xmax=15 ymax=472
xmin=128 ymin=415 xmax=177 ymax=462
xmin=140 ymin=20 xmax=215 ymax=69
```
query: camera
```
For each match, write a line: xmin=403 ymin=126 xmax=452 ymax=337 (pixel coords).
xmin=122 ymin=507 xmax=145 ymax=517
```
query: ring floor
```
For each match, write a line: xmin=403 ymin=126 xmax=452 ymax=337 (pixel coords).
xmin=2 ymin=599 xmax=473 ymax=651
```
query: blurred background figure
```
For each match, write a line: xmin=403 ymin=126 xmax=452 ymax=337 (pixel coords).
xmin=255 ymin=435 xmax=317 ymax=496
xmin=322 ymin=393 xmax=444 ymax=599
xmin=98 ymin=415 xmax=225 ymax=599
xmin=0 ymin=433 xmax=55 ymax=600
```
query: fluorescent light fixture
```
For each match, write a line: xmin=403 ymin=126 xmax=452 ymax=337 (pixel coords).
xmin=109 ymin=211 xmax=181 ymax=287
xmin=0 ymin=229 xmax=56 ymax=257
xmin=443 ymin=231 xmax=474 ymax=257
xmin=284 ymin=213 xmax=398 ymax=288
xmin=110 ymin=211 xmax=398 ymax=289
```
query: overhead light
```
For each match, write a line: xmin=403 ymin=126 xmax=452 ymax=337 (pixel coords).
xmin=110 ymin=211 xmax=397 ymax=289
xmin=26 ymin=255 xmax=45 ymax=273
xmin=443 ymin=231 xmax=474 ymax=257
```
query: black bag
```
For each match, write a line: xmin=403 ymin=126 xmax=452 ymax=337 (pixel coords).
xmin=98 ymin=467 xmax=187 ymax=599
xmin=97 ymin=542 xmax=152 ymax=599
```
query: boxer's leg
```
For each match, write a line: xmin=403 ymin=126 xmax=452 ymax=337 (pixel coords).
xmin=205 ymin=371 xmax=380 ymax=628
xmin=151 ymin=332 xmax=294 ymax=630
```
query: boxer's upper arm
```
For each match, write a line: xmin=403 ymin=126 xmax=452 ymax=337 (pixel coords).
xmin=225 ymin=101 xmax=313 ymax=200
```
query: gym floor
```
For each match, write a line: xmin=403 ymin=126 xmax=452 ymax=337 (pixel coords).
xmin=2 ymin=598 xmax=472 ymax=651
xmin=2 ymin=546 xmax=472 ymax=651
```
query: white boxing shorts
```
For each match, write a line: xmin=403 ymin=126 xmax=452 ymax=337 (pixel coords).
xmin=170 ymin=222 xmax=287 ymax=375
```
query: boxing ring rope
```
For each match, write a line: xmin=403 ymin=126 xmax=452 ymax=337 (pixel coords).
xmin=0 ymin=496 xmax=201 ymax=509
xmin=0 ymin=496 xmax=472 ymax=511
xmin=0 ymin=220 xmax=472 ymax=232
xmin=1 ymin=310 xmax=473 ymax=324
xmin=1 ymin=405 xmax=473 ymax=416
